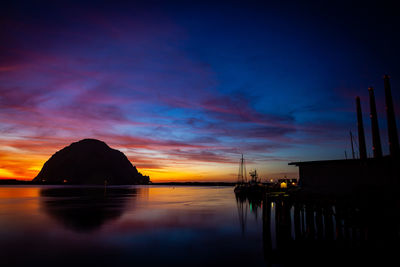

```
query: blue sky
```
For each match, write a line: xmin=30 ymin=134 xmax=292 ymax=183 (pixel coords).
xmin=1 ymin=0 xmax=399 ymax=181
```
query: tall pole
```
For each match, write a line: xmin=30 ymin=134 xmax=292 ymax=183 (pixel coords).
xmin=350 ymin=131 xmax=355 ymax=159
xmin=384 ymin=75 xmax=400 ymax=157
xmin=368 ymin=87 xmax=383 ymax=158
xmin=356 ymin=97 xmax=367 ymax=159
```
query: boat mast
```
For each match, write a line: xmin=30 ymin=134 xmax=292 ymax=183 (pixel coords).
xmin=238 ymin=154 xmax=247 ymax=183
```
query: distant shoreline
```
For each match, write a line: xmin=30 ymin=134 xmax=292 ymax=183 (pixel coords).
xmin=0 ymin=179 xmax=235 ymax=186
xmin=151 ymin=182 xmax=235 ymax=186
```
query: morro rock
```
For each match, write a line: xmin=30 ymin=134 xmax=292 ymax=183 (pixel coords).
xmin=33 ymin=139 xmax=150 ymax=185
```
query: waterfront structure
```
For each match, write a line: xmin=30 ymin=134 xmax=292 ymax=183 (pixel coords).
xmin=290 ymin=76 xmax=400 ymax=194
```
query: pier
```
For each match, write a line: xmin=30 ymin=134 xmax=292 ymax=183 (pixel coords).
xmin=236 ymin=190 xmax=400 ymax=266
xmin=289 ymin=75 xmax=400 ymax=195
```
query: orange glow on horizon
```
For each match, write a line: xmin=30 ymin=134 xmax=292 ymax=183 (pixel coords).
xmin=0 ymin=154 xmax=47 ymax=181
xmin=0 ymin=141 xmax=239 ymax=182
xmin=0 ymin=139 xmax=297 ymax=182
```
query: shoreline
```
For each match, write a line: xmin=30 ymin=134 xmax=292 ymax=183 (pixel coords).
xmin=0 ymin=179 xmax=235 ymax=186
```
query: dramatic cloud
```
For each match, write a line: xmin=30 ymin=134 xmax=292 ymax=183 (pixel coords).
xmin=1 ymin=1 xmax=399 ymax=181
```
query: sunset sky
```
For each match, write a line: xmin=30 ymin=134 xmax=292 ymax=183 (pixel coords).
xmin=1 ymin=0 xmax=399 ymax=181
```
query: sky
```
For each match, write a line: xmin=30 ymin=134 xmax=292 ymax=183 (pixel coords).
xmin=1 ymin=0 xmax=400 ymax=182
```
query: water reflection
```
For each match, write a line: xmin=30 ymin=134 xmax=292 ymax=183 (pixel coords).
xmin=236 ymin=193 xmax=400 ymax=266
xmin=2 ymin=186 xmax=399 ymax=266
xmin=40 ymin=186 xmax=139 ymax=232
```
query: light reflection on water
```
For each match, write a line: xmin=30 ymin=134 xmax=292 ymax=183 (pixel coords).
xmin=0 ymin=186 xmax=262 ymax=266
xmin=1 ymin=185 xmax=400 ymax=266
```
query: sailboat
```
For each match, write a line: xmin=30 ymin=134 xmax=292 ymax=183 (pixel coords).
xmin=234 ymin=155 xmax=265 ymax=195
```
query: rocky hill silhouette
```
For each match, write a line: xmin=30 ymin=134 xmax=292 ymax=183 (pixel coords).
xmin=33 ymin=139 xmax=150 ymax=185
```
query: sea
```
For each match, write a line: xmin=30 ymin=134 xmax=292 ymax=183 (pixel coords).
xmin=0 ymin=185 xmax=398 ymax=266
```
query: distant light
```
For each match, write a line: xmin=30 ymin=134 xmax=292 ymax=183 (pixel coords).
xmin=280 ymin=182 xmax=287 ymax=189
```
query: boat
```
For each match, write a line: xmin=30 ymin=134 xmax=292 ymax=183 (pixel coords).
xmin=234 ymin=155 xmax=265 ymax=195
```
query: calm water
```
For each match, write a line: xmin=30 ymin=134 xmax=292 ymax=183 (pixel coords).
xmin=1 ymin=185 xmax=399 ymax=266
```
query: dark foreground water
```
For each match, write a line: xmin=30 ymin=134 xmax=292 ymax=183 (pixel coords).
xmin=0 ymin=185 xmax=399 ymax=267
